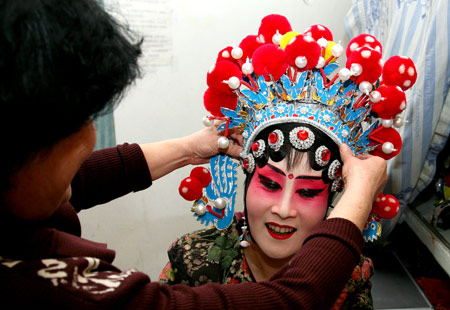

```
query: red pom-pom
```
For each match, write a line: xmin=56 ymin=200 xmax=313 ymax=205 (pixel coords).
xmin=346 ymin=46 xmax=383 ymax=84
xmin=371 ymin=193 xmax=385 ymax=214
xmin=382 ymin=56 xmax=417 ymax=90
xmin=190 ymin=167 xmax=212 ymax=187
xmin=252 ymin=44 xmax=288 ymax=81
xmin=371 ymin=85 xmax=406 ymax=119
xmin=285 ymin=34 xmax=321 ymax=71
xmin=303 ymin=24 xmax=333 ymax=41
xmin=206 ymin=60 xmax=242 ymax=95
xmin=239 ymin=35 xmax=263 ymax=61
xmin=346 ymin=34 xmax=382 ymax=57
xmin=258 ymin=14 xmax=292 ymax=44
xmin=203 ymin=88 xmax=237 ymax=117
xmin=216 ymin=46 xmax=239 ymax=64
xmin=369 ymin=127 xmax=402 ymax=160
xmin=179 ymin=177 xmax=203 ymax=201
xmin=375 ymin=194 xmax=400 ymax=219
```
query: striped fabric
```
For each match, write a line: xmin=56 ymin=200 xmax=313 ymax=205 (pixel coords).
xmin=345 ymin=0 xmax=450 ymax=235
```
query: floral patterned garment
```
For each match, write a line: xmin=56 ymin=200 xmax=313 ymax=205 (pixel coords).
xmin=160 ymin=216 xmax=374 ymax=309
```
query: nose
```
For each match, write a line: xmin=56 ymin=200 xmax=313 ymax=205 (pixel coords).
xmin=271 ymin=187 xmax=297 ymax=219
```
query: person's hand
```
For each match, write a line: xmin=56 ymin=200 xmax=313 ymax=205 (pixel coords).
xmin=339 ymin=143 xmax=387 ymax=202
xmin=181 ymin=123 xmax=243 ymax=165
xmin=328 ymin=144 xmax=388 ymax=231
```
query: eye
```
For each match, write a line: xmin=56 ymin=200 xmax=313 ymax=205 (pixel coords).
xmin=296 ymin=187 xmax=326 ymax=198
xmin=258 ymin=174 xmax=281 ymax=191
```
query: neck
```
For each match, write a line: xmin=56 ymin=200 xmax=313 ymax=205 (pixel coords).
xmin=243 ymin=240 xmax=294 ymax=282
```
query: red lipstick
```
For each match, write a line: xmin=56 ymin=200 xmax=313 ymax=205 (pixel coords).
xmin=265 ymin=222 xmax=296 ymax=240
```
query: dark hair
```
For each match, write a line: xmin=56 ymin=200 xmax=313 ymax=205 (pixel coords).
xmin=240 ymin=123 xmax=342 ymax=239
xmin=0 ymin=0 xmax=142 ymax=190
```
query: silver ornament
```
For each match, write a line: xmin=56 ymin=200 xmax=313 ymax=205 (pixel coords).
xmin=295 ymin=56 xmax=307 ymax=69
xmin=195 ymin=204 xmax=206 ymax=216
xmin=338 ymin=68 xmax=351 ymax=81
xmin=272 ymin=32 xmax=282 ymax=45
xmin=381 ymin=119 xmax=393 ymax=128
xmin=202 ymin=116 xmax=214 ymax=127
xmin=231 ymin=47 xmax=243 ymax=60
xmin=359 ymin=81 xmax=373 ymax=95
xmin=227 ymin=76 xmax=240 ymax=90
xmin=393 ymin=116 xmax=404 ymax=128
xmin=240 ymin=240 xmax=250 ymax=248
xmin=350 ymin=63 xmax=363 ymax=76
xmin=315 ymin=56 xmax=325 ymax=69
xmin=369 ymin=91 xmax=381 ymax=103
xmin=331 ymin=43 xmax=344 ymax=57
xmin=218 ymin=136 xmax=230 ymax=149
xmin=242 ymin=62 xmax=254 ymax=75
xmin=382 ymin=142 xmax=395 ymax=154
xmin=214 ymin=198 xmax=226 ymax=209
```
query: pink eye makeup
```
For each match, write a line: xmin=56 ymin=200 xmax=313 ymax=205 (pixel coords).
xmin=258 ymin=174 xmax=281 ymax=191
xmin=296 ymin=187 xmax=326 ymax=198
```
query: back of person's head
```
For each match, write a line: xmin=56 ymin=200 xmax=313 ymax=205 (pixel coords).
xmin=0 ymin=0 xmax=142 ymax=190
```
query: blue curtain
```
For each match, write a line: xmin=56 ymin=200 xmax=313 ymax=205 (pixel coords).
xmin=345 ymin=0 xmax=450 ymax=235
xmin=94 ymin=0 xmax=116 ymax=150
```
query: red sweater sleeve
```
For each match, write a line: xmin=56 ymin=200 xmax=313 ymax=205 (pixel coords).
xmin=70 ymin=143 xmax=152 ymax=211
xmin=0 ymin=218 xmax=363 ymax=309
xmin=127 ymin=218 xmax=363 ymax=310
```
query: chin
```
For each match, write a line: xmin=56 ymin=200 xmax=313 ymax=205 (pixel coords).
xmin=260 ymin=241 xmax=299 ymax=260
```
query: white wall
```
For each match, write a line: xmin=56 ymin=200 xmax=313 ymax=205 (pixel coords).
xmin=78 ymin=0 xmax=353 ymax=281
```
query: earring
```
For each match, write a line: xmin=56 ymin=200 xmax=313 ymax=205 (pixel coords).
xmin=240 ymin=216 xmax=250 ymax=248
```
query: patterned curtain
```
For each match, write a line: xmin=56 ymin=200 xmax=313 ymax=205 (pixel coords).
xmin=94 ymin=0 xmax=116 ymax=150
xmin=345 ymin=0 xmax=450 ymax=235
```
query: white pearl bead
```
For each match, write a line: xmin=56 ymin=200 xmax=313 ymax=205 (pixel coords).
xmin=315 ymin=56 xmax=325 ymax=69
xmin=382 ymin=142 xmax=395 ymax=154
xmin=381 ymin=119 xmax=393 ymax=128
xmin=272 ymin=32 xmax=282 ymax=45
xmin=240 ymin=240 xmax=250 ymax=248
xmin=217 ymin=136 xmax=230 ymax=149
xmin=338 ymin=68 xmax=351 ymax=81
xmin=370 ymin=91 xmax=381 ymax=103
xmin=331 ymin=43 xmax=344 ymax=57
xmin=317 ymin=38 xmax=328 ymax=48
xmin=359 ymin=81 xmax=373 ymax=95
xmin=231 ymin=47 xmax=243 ymax=60
xmin=393 ymin=116 xmax=404 ymax=128
xmin=214 ymin=198 xmax=226 ymax=209
xmin=242 ymin=62 xmax=254 ymax=75
xmin=350 ymin=63 xmax=363 ymax=76
xmin=227 ymin=76 xmax=240 ymax=90
xmin=195 ymin=204 xmax=206 ymax=215
xmin=202 ymin=116 xmax=214 ymax=127
xmin=295 ymin=56 xmax=308 ymax=69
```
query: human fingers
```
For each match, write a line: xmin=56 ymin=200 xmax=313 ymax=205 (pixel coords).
xmin=229 ymin=131 xmax=244 ymax=147
xmin=338 ymin=143 xmax=354 ymax=163
xmin=224 ymin=143 xmax=243 ymax=158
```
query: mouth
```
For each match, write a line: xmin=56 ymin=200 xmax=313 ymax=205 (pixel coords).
xmin=265 ymin=222 xmax=297 ymax=240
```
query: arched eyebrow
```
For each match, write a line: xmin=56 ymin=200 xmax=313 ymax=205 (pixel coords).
xmin=295 ymin=175 xmax=322 ymax=180
xmin=266 ymin=163 xmax=286 ymax=176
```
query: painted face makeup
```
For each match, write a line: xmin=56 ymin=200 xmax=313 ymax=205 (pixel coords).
xmin=245 ymin=155 xmax=329 ymax=260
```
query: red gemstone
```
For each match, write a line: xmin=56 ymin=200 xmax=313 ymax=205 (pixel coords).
xmin=243 ymin=159 xmax=249 ymax=169
xmin=297 ymin=130 xmax=308 ymax=141
xmin=269 ymin=132 xmax=278 ymax=143
xmin=321 ymin=149 xmax=331 ymax=162
xmin=252 ymin=142 xmax=260 ymax=152
xmin=335 ymin=166 xmax=342 ymax=177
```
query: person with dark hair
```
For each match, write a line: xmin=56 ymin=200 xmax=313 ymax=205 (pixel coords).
xmin=160 ymin=14 xmax=417 ymax=310
xmin=160 ymin=124 xmax=374 ymax=309
xmin=0 ymin=1 xmax=389 ymax=309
